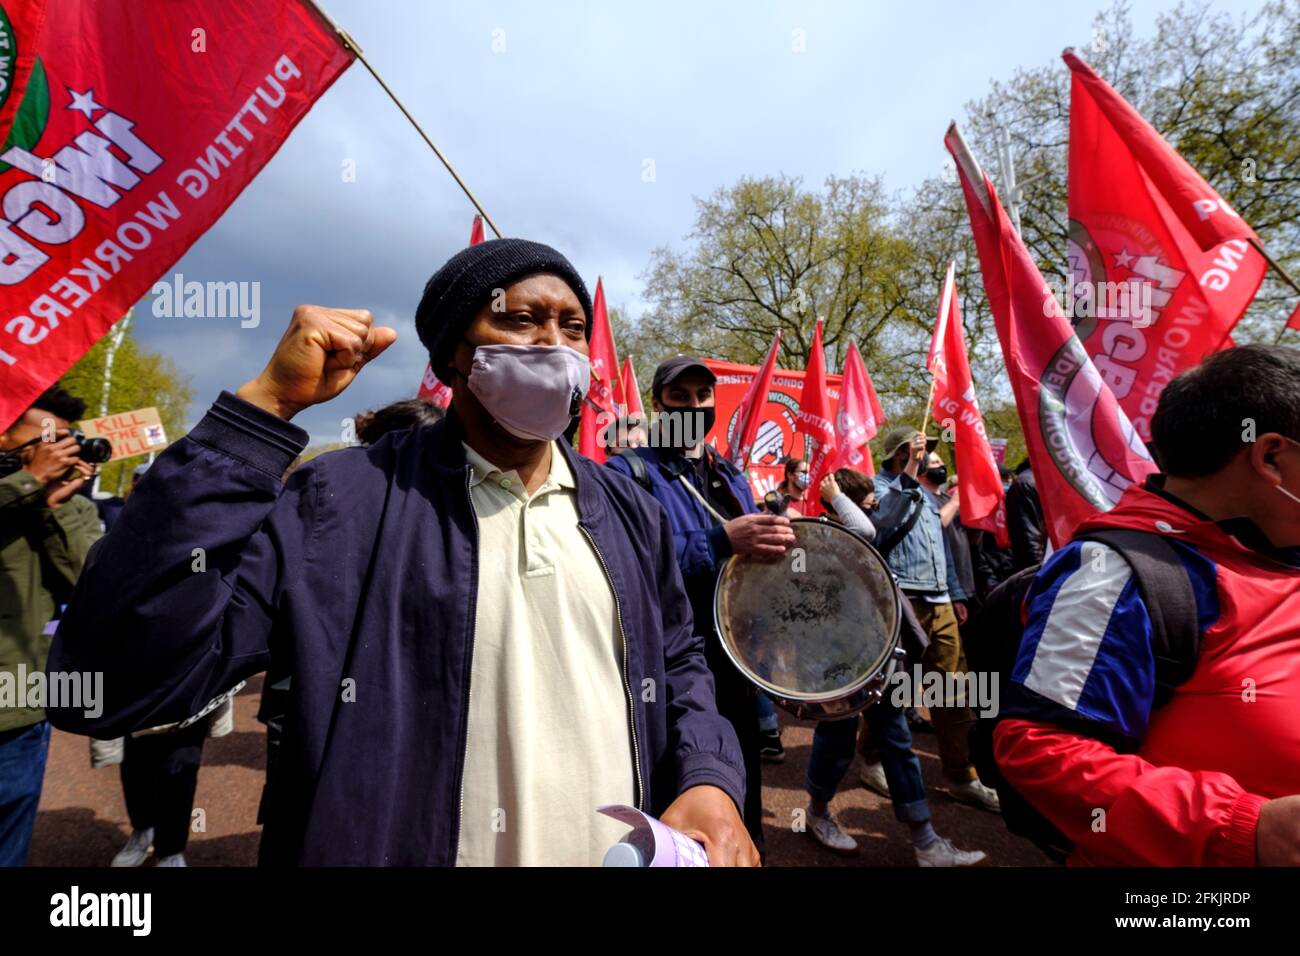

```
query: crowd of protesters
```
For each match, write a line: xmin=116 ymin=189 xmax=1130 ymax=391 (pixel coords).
xmin=2 ymin=237 xmax=1297 ymax=868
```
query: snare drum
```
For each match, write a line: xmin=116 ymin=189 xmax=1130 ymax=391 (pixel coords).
xmin=712 ymin=517 xmax=904 ymax=720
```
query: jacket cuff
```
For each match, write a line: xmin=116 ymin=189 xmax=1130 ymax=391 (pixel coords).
xmin=707 ymin=523 xmax=732 ymax=561
xmin=677 ymin=750 xmax=746 ymax=814
xmin=1215 ymin=791 xmax=1268 ymax=866
xmin=0 ymin=469 xmax=45 ymax=509
xmin=188 ymin=391 xmax=309 ymax=479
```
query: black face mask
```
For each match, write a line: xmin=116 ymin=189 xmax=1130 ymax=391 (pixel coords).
xmin=925 ymin=466 xmax=948 ymax=486
xmin=657 ymin=405 xmax=716 ymax=449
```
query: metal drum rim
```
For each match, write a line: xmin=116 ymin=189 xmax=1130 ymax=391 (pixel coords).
xmin=711 ymin=516 xmax=903 ymax=705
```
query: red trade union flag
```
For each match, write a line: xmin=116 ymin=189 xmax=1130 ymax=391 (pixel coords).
xmin=578 ymin=276 xmax=622 ymax=463
xmin=794 ymin=319 xmax=837 ymax=517
xmin=0 ymin=0 xmax=353 ymax=429
xmin=946 ymin=123 xmax=1156 ymax=548
xmin=621 ymin=355 xmax=643 ymax=417
xmin=419 ymin=214 xmax=487 ymax=409
xmin=1065 ymin=51 xmax=1264 ymax=441
xmin=417 ymin=362 xmax=452 ymax=410
xmin=1064 ymin=50 xmax=1257 ymax=252
xmin=833 ymin=340 xmax=884 ymax=475
xmin=0 ymin=1 xmax=50 ymax=147
xmin=725 ymin=330 xmax=781 ymax=468
xmin=928 ymin=262 xmax=1007 ymax=545
xmin=1287 ymin=301 xmax=1300 ymax=333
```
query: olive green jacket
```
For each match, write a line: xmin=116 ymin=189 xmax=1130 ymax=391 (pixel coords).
xmin=0 ymin=470 xmax=102 ymax=733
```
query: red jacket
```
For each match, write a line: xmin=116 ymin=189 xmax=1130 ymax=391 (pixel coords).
xmin=994 ymin=478 xmax=1300 ymax=866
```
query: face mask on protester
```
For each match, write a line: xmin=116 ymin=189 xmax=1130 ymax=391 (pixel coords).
xmin=925 ymin=465 xmax=948 ymax=486
xmin=794 ymin=473 xmax=811 ymax=490
xmin=657 ymin=405 xmax=716 ymax=449
xmin=465 ymin=343 xmax=590 ymax=442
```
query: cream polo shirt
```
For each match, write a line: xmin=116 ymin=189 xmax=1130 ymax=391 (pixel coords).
xmin=454 ymin=441 xmax=637 ymax=866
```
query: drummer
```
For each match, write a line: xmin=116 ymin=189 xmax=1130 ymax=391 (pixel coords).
xmin=607 ymin=355 xmax=796 ymax=857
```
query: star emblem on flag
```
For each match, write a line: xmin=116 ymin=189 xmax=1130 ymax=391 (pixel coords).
xmin=66 ymin=87 xmax=103 ymax=119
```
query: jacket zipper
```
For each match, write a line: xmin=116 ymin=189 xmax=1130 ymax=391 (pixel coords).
xmin=579 ymin=523 xmax=645 ymax=811
xmin=451 ymin=468 xmax=479 ymax=864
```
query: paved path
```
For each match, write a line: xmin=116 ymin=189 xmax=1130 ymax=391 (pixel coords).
xmin=32 ymin=675 xmax=1049 ymax=867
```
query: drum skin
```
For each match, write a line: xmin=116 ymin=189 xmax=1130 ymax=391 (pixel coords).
xmin=713 ymin=518 xmax=902 ymax=721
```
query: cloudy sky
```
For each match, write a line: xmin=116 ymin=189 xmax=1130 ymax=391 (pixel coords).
xmin=135 ymin=0 xmax=1261 ymax=444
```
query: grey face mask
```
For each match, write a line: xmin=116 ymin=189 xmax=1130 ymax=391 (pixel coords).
xmin=466 ymin=343 xmax=591 ymax=442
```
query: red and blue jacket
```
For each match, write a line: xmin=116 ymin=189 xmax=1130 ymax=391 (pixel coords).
xmin=995 ymin=476 xmax=1300 ymax=866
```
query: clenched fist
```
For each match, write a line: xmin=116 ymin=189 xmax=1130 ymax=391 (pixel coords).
xmin=236 ymin=306 xmax=398 ymax=420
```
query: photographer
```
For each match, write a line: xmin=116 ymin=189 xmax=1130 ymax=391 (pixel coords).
xmin=0 ymin=386 xmax=103 ymax=866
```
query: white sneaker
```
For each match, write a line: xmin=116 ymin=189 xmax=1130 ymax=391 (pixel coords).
xmin=859 ymin=761 xmax=890 ymax=798
xmin=806 ymin=808 xmax=858 ymax=855
xmin=916 ymin=836 xmax=987 ymax=867
xmin=110 ymin=828 xmax=154 ymax=868
xmin=948 ymin=779 xmax=1001 ymax=813
xmin=154 ymin=853 xmax=187 ymax=867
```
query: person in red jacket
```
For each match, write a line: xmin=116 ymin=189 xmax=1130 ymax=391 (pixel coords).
xmin=995 ymin=344 xmax=1300 ymax=866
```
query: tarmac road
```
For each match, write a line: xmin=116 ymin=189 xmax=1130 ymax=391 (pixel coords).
xmin=31 ymin=675 xmax=1050 ymax=867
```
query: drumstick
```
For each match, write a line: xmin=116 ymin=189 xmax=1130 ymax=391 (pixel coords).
xmin=676 ymin=475 xmax=730 ymax=525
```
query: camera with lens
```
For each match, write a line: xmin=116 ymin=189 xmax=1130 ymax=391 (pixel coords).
xmin=68 ymin=429 xmax=114 ymax=465
xmin=0 ymin=429 xmax=113 ymax=478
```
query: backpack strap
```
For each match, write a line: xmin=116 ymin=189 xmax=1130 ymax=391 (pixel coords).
xmin=613 ymin=448 xmax=652 ymax=492
xmin=1076 ymin=528 xmax=1202 ymax=709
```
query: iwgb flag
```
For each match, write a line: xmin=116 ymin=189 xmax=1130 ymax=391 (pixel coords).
xmin=946 ymin=123 xmax=1156 ymax=548
xmin=794 ymin=319 xmax=836 ymax=518
xmin=724 ymin=330 xmax=780 ymax=468
xmin=577 ymin=276 xmax=622 ymax=463
xmin=0 ymin=0 xmax=353 ymax=429
xmin=418 ymin=215 xmax=485 ymax=409
xmin=1065 ymin=50 xmax=1264 ymax=441
xmin=833 ymin=340 xmax=884 ymax=475
xmin=928 ymin=262 xmax=1007 ymax=546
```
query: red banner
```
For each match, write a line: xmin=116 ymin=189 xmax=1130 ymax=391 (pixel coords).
xmin=1066 ymin=51 xmax=1264 ymax=441
xmin=621 ymin=355 xmax=643 ymax=417
xmin=0 ymin=1 xmax=49 ymax=147
xmin=833 ymin=340 xmax=884 ymax=475
xmin=724 ymin=330 xmax=780 ymax=468
xmin=0 ymin=0 xmax=353 ymax=429
xmin=578 ymin=276 xmax=622 ymax=462
xmin=1064 ymin=50 xmax=1257 ymax=252
xmin=947 ymin=123 xmax=1156 ymax=548
xmin=795 ymin=320 xmax=837 ymax=518
xmin=703 ymin=358 xmax=841 ymax=501
xmin=929 ymin=262 xmax=1007 ymax=545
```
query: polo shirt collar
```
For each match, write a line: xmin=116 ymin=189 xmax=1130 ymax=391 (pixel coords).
xmin=462 ymin=441 xmax=574 ymax=492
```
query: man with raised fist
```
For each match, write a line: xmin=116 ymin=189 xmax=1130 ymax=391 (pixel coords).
xmin=47 ymin=239 xmax=755 ymax=867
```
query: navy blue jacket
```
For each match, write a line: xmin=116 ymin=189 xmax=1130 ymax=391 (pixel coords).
xmin=607 ymin=446 xmax=758 ymax=591
xmin=46 ymin=391 xmax=745 ymax=865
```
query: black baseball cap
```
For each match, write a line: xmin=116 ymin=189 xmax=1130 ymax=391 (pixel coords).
xmin=651 ymin=355 xmax=716 ymax=399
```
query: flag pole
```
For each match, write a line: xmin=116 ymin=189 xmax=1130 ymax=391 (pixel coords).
xmin=302 ymin=0 xmax=503 ymax=239
xmin=1247 ymin=238 xmax=1300 ymax=344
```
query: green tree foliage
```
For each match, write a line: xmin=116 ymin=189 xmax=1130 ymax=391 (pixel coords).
xmin=58 ymin=314 xmax=193 ymax=495
xmin=624 ymin=0 xmax=1300 ymax=466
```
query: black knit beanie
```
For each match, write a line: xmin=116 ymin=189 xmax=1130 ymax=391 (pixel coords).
xmin=415 ymin=238 xmax=593 ymax=385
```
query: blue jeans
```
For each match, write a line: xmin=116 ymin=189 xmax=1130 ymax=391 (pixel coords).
xmin=0 ymin=720 xmax=51 ymax=866
xmin=805 ymin=703 xmax=930 ymax=823
xmin=756 ymin=692 xmax=779 ymax=733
